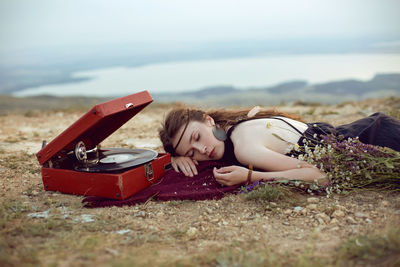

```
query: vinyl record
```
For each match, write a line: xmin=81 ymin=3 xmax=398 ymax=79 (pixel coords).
xmin=75 ymin=148 xmax=158 ymax=172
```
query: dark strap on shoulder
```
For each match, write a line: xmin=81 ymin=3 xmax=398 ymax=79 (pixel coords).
xmin=269 ymin=117 xmax=304 ymax=135
xmin=227 ymin=116 xmax=303 ymax=137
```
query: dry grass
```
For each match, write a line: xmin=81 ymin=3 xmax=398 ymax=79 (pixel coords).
xmin=0 ymin=96 xmax=400 ymax=266
xmin=336 ymin=223 xmax=400 ymax=266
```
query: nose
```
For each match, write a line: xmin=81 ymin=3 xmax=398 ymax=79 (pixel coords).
xmin=193 ymin=143 xmax=207 ymax=154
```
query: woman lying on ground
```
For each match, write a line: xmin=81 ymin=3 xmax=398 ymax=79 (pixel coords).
xmin=158 ymin=107 xmax=400 ymax=187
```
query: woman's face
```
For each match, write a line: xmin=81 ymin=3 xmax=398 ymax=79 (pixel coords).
xmin=172 ymin=115 xmax=225 ymax=161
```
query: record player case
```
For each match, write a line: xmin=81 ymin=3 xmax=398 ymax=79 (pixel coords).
xmin=36 ymin=91 xmax=171 ymax=200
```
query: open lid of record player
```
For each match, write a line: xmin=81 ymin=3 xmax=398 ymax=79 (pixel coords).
xmin=36 ymin=90 xmax=153 ymax=165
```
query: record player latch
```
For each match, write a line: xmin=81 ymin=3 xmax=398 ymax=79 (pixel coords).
xmin=144 ymin=163 xmax=154 ymax=182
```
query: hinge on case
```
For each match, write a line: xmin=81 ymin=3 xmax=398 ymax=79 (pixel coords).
xmin=145 ymin=163 xmax=154 ymax=182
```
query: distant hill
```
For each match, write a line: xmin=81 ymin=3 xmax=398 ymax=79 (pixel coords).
xmin=153 ymin=73 xmax=400 ymax=105
xmin=262 ymin=81 xmax=309 ymax=93
xmin=2 ymin=73 xmax=399 ymax=108
xmin=180 ymin=86 xmax=239 ymax=97
xmin=313 ymin=73 xmax=400 ymax=94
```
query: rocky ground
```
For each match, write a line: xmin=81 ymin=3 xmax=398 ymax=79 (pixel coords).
xmin=0 ymin=97 xmax=399 ymax=266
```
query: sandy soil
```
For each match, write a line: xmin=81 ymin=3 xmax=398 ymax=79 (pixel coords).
xmin=0 ymin=98 xmax=399 ymax=266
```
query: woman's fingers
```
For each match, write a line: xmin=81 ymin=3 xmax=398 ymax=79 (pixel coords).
xmin=172 ymin=157 xmax=198 ymax=177
xmin=180 ymin=160 xmax=192 ymax=176
xmin=183 ymin=159 xmax=197 ymax=176
xmin=214 ymin=166 xmax=234 ymax=173
xmin=183 ymin=159 xmax=199 ymax=176
xmin=213 ymin=168 xmax=236 ymax=186
xmin=213 ymin=167 xmax=230 ymax=179
xmin=171 ymin=161 xmax=180 ymax=173
xmin=213 ymin=166 xmax=248 ymax=186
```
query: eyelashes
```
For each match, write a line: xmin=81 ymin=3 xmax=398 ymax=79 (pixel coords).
xmin=189 ymin=133 xmax=200 ymax=157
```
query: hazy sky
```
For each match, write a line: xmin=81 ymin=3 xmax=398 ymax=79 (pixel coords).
xmin=1 ymin=0 xmax=400 ymax=53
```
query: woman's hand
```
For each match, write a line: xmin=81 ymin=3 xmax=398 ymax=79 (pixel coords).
xmin=171 ymin=156 xmax=198 ymax=177
xmin=213 ymin=165 xmax=249 ymax=186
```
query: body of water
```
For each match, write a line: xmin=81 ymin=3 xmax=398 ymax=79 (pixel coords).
xmin=15 ymin=53 xmax=400 ymax=97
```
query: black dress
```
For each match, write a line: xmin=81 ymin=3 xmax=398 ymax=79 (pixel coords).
xmin=299 ymin=112 xmax=400 ymax=153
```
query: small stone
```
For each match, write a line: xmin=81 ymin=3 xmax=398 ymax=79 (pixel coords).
xmin=346 ymin=216 xmax=357 ymax=224
xmin=134 ymin=211 xmax=146 ymax=218
xmin=283 ymin=221 xmax=290 ymax=226
xmin=27 ymin=210 xmax=50 ymax=219
xmin=355 ymin=212 xmax=368 ymax=218
xmin=330 ymin=226 xmax=340 ymax=231
xmin=330 ymin=218 xmax=339 ymax=225
xmin=316 ymin=213 xmax=330 ymax=224
xmin=365 ymin=218 xmax=372 ymax=224
xmin=205 ymin=207 xmax=213 ymax=214
xmin=31 ymin=190 xmax=39 ymax=196
xmin=74 ymin=214 xmax=95 ymax=223
xmin=334 ymin=205 xmax=347 ymax=211
xmin=294 ymin=235 xmax=303 ymax=240
xmin=148 ymin=225 xmax=157 ymax=231
xmin=210 ymin=218 xmax=220 ymax=223
xmin=115 ymin=229 xmax=131 ymax=235
xmin=307 ymin=197 xmax=319 ymax=203
xmin=293 ymin=206 xmax=303 ymax=212
xmin=284 ymin=209 xmax=292 ymax=215
xmin=105 ymin=248 xmax=119 ymax=256
xmin=332 ymin=210 xmax=345 ymax=218
xmin=301 ymin=208 xmax=309 ymax=216
xmin=186 ymin=227 xmax=198 ymax=240
xmin=306 ymin=204 xmax=317 ymax=210
xmin=270 ymin=202 xmax=277 ymax=207
xmin=381 ymin=200 xmax=389 ymax=207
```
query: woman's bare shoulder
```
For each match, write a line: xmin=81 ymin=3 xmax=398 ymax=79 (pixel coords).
xmin=230 ymin=119 xmax=268 ymax=145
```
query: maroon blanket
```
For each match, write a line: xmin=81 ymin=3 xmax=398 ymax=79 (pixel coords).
xmin=83 ymin=161 xmax=240 ymax=208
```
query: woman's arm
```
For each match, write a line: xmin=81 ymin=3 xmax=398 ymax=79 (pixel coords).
xmin=213 ymin=165 xmax=328 ymax=186
xmin=214 ymin=128 xmax=328 ymax=186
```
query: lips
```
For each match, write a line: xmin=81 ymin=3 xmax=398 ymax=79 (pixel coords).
xmin=209 ymin=148 xmax=215 ymax=158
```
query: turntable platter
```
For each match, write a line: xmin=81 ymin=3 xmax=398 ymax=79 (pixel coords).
xmin=99 ymin=153 xmax=140 ymax=164
xmin=75 ymin=148 xmax=158 ymax=172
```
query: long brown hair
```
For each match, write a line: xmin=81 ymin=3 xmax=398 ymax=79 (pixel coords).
xmin=158 ymin=106 xmax=301 ymax=155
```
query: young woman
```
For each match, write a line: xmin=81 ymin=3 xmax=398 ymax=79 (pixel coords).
xmin=158 ymin=107 xmax=400 ymax=187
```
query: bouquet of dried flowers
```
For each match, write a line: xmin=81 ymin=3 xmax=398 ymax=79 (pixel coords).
xmin=297 ymin=134 xmax=400 ymax=196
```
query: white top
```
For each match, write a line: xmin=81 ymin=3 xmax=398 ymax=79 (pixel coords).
xmin=230 ymin=117 xmax=308 ymax=155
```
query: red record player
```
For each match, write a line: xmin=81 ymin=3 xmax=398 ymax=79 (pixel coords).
xmin=36 ymin=91 xmax=171 ymax=200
